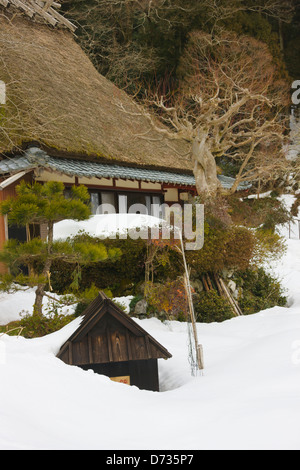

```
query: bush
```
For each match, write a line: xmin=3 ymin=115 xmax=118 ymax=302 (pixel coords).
xmin=228 ymin=194 xmax=293 ymax=231
xmin=233 ymin=267 xmax=287 ymax=315
xmin=186 ymin=222 xmax=259 ymax=274
xmin=51 ymin=236 xmax=146 ymax=297
xmin=73 ymin=284 xmax=114 ymax=316
xmin=145 ymin=279 xmax=189 ymax=320
xmin=10 ymin=311 xmax=76 ymax=338
xmin=194 ymin=290 xmax=234 ymax=323
xmin=291 ymin=195 xmax=300 ymax=217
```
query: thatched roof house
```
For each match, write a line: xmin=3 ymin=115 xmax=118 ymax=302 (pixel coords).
xmin=0 ymin=6 xmax=190 ymax=170
xmin=0 ymin=2 xmax=251 ymax=257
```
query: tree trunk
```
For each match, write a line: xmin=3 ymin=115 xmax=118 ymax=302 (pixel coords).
xmin=192 ymin=131 xmax=220 ymax=194
xmin=34 ymin=283 xmax=45 ymax=317
xmin=229 ymin=142 xmax=255 ymax=194
xmin=33 ymin=221 xmax=54 ymax=317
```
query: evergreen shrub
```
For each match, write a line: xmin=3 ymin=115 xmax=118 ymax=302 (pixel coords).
xmin=194 ymin=290 xmax=234 ymax=323
xmin=228 ymin=195 xmax=293 ymax=231
xmin=233 ymin=267 xmax=287 ymax=315
xmin=51 ymin=236 xmax=146 ymax=297
xmin=6 ymin=311 xmax=76 ymax=338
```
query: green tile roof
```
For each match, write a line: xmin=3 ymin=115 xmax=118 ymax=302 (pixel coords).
xmin=0 ymin=147 xmax=252 ymax=190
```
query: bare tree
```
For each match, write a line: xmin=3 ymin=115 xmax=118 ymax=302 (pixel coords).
xmin=205 ymin=0 xmax=295 ymax=25
xmin=288 ymin=108 xmax=300 ymax=187
xmin=62 ymin=0 xmax=295 ymax=97
xmin=132 ymin=30 xmax=290 ymax=194
xmin=62 ymin=0 xmax=201 ymax=91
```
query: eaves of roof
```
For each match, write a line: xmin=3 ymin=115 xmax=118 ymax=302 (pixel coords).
xmin=0 ymin=147 xmax=252 ymax=190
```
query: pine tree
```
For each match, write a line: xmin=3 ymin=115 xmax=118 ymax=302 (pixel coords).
xmin=0 ymin=181 xmax=119 ymax=316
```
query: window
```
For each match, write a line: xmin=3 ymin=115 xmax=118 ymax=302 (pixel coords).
xmin=118 ymin=194 xmax=127 ymax=214
xmin=119 ymin=192 xmax=163 ymax=216
xmin=89 ymin=190 xmax=163 ymax=216
xmin=90 ymin=192 xmax=100 ymax=214
xmin=98 ymin=192 xmax=116 ymax=214
xmin=89 ymin=191 xmax=117 ymax=215
xmin=152 ymin=196 xmax=164 ymax=218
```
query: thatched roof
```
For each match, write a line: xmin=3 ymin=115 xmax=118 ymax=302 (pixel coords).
xmin=0 ymin=11 xmax=191 ymax=172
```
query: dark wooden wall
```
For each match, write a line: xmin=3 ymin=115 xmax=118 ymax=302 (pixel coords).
xmin=57 ymin=295 xmax=172 ymax=392
xmin=80 ymin=359 xmax=159 ymax=392
xmin=59 ymin=313 xmax=165 ymax=366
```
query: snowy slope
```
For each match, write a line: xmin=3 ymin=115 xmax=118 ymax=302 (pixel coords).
xmin=0 ymin=200 xmax=299 ymax=450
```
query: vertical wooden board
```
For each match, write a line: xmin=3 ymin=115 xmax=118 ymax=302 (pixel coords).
xmin=110 ymin=328 xmax=129 ymax=362
xmin=125 ymin=329 xmax=133 ymax=360
xmin=73 ymin=338 xmax=89 ymax=364
xmin=106 ymin=327 xmax=113 ymax=362
xmin=69 ymin=342 xmax=73 ymax=365
xmin=130 ymin=335 xmax=148 ymax=360
xmin=88 ymin=334 xmax=93 ymax=363
xmin=149 ymin=341 xmax=162 ymax=359
xmin=144 ymin=335 xmax=151 ymax=359
xmin=58 ymin=348 xmax=69 ymax=364
xmin=88 ymin=317 xmax=110 ymax=363
xmin=91 ymin=334 xmax=109 ymax=364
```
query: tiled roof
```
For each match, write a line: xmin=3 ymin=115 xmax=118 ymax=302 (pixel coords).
xmin=0 ymin=148 xmax=252 ymax=190
xmin=217 ymin=174 xmax=251 ymax=190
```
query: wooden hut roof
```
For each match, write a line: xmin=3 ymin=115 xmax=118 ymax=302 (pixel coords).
xmin=56 ymin=292 xmax=172 ymax=366
xmin=0 ymin=11 xmax=191 ymax=172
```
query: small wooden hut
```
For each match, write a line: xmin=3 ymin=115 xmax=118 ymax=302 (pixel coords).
xmin=57 ymin=292 xmax=172 ymax=392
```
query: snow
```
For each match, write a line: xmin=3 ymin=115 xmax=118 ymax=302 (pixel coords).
xmin=53 ymin=213 xmax=167 ymax=240
xmin=0 ymin=287 xmax=77 ymax=326
xmin=0 ymin=288 xmax=132 ymax=326
xmin=113 ymin=295 xmax=134 ymax=313
xmin=245 ymin=190 xmax=273 ymax=199
xmin=0 ymin=196 xmax=300 ymax=450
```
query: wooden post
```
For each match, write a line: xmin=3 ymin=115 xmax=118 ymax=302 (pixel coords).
xmin=178 ymin=231 xmax=204 ymax=373
xmin=201 ymin=275 xmax=210 ymax=291
xmin=218 ymin=275 xmax=243 ymax=317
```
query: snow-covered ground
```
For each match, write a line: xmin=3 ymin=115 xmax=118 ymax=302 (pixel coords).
xmin=0 ymin=198 xmax=299 ymax=450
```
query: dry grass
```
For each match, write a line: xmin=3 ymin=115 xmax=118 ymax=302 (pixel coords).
xmin=0 ymin=11 xmax=190 ymax=171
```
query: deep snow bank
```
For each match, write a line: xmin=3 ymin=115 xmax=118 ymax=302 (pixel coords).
xmin=1 ymin=305 xmax=300 ymax=450
xmin=0 ymin=197 xmax=299 ymax=450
